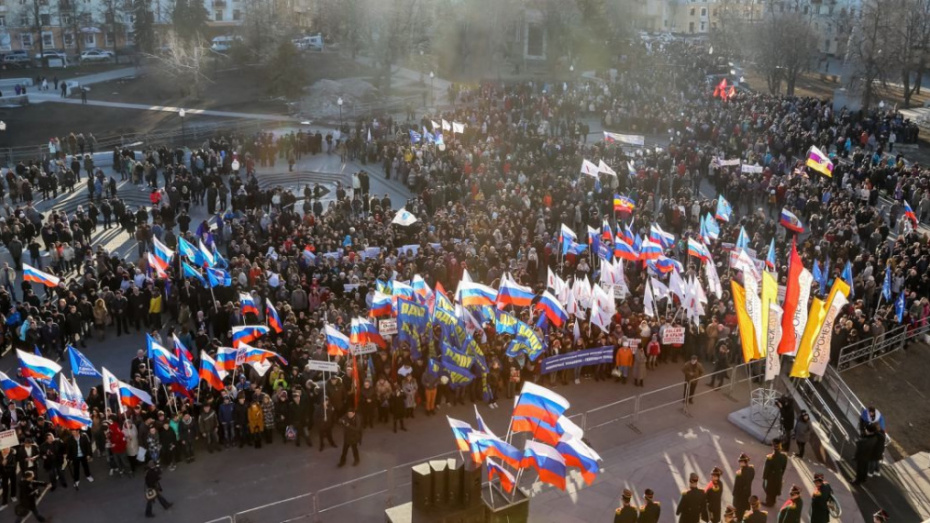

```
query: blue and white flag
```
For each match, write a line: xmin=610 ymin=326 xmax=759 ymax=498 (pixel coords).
xmin=895 ymin=292 xmax=906 ymax=323
xmin=68 ymin=345 xmax=101 ymax=378
xmin=391 ymin=208 xmax=418 ymax=226
xmin=842 ymin=261 xmax=855 ymax=298
xmin=882 ymin=266 xmax=892 ymax=302
xmin=409 ymin=130 xmax=422 ymax=143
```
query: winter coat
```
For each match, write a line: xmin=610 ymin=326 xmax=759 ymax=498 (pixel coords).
xmin=248 ymin=403 xmax=264 ymax=433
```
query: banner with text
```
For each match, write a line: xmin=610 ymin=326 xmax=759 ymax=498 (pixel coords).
xmin=540 ymin=346 xmax=616 ymax=374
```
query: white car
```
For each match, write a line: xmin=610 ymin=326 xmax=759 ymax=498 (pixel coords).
xmin=80 ymin=50 xmax=114 ymax=62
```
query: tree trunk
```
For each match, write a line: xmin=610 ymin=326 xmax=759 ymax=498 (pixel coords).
xmin=917 ymin=68 xmax=924 ymax=95
xmin=903 ymin=71 xmax=913 ymax=108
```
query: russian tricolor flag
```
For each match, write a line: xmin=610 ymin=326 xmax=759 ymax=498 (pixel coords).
xmin=687 ymin=238 xmax=710 ymax=261
xmin=904 ymin=200 xmax=918 ymax=225
xmin=521 ymin=440 xmax=567 ymax=490
xmin=47 ymin=399 xmax=91 ymax=429
xmin=535 ymin=290 xmax=568 ymax=328
xmin=238 ymin=343 xmax=289 ymax=366
xmin=200 ymin=352 xmax=227 ymax=390
xmin=649 ymin=224 xmax=675 ymax=249
xmin=556 ymin=435 xmax=602 ymax=485
xmin=780 ymin=208 xmax=805 ymax=233
xmin=458 ymin=281 xmax=498 ymax=307
xmin=17 ymin=349 xmax=62 ymax=382
xmin=447 ymin=416 xmax=474 ymax=452
xmin=369 ymin=291 xmax=393 ymax=318
xmin=639 ymin=238 xmax=663 ymax=261
xmin=216 ymin=347 xmax=240 ymax=371
xmin=151 ymin=237 xmax=175 ymax=271
xmin=239 ymin=292 xmax=260 ymax=317
xmin=412 ymin=275 xmax=433 ymax=304
xmin=231 ymin=325 xmax=270 ymax=348
xmin=324 ymin=324 xmax=350 ymax=356
xmin=497 ymin=275 xmax=534 ymax=308
xmin=23 ymin=264 xmax=60 ymax=288
xmin=350 ymin=317 xmax=386 ymax=348
xmin=0 ymin=370 xmax=32 ymax=401
xmin=467 ymin=431 xmax=522 ymax=469
xmin=28 ymin=378 xmax=48 ymax=415
xmin=392 ymin=281 xmax=416 ymax=307
xmin=614 ymin=237 xmax=640 ymax=261
xmin=266 ymin=299 xmax=283 ymax=333
xmin=147 ymin=335 xmax=178 ymax=367
xmin=487 ymin=461 xmax=516 ymax=493
xmin=118 ymin=381 xmax=154 ymax=408
xmin=513 ymin=381 xmax=570 ymax=429
xmin=512 ymin=416 xmax=562 ymax=446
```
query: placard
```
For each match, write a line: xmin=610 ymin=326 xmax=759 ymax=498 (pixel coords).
xmin=307 ymin=360 xmax=339 ymax=373
xmin=716 ymin=158 xmax=741 ymax=167
xmin=378 ymin=319 xmax=398 ymax=335
xmin=351 ymin=343 xmax=378 ymax=356
xmin=741 ymin=164 xmax=764 ymax=174
xmin=661 ymin=326 xmax=686 ymax=345
xmin=0 ymin=429 xmax=19 ymax=450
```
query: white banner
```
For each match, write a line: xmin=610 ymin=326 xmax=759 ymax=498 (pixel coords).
xmin=307 ymin=360 xmax=339 ymax=373
xmin=0 ymin=429 xmax=19 ymax=450
xmin=378 ymin=319 xmax=398 ymax=335
xmin=351 ymin=343 xmax=378 ymax=356
xmin=661 ymin=326 xmax=686 ymax=345
xmin=765 ymin=304 xmax=783 ymax=381
xmin=791 ymin=269 xmax=814 ymax=355
xmin=741 ymin=164 xmax=764 ymax=174
xmin=716 ymin=158 xmax=742 ymax=167
xmin=604 ymin=131 xmax=645 ymax=146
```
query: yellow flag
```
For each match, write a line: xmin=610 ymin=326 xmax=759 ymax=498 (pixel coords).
xmin=760 ymin=271 xmax=778 ymax=359
xmin=791 ymin=277 xmax=851 ymax=378
xmin=731 ymin=281 xmax=758 ymax=363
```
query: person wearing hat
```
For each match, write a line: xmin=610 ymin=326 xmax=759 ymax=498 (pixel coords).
xmin=762 ymin=438 xmax=788 ymax=507
xmin=702 ymin=466 xmax=724 ymax=523
xmin=613 ymin=488 xmax=637 ymax=523
xmin=873 ymin=509 xmax=889 ymax=522
xmin=742 ymin=495 xmax=768 ymax=523
xmin=723 ymin=505 xmax=737 ymax=523
xmin=337 ymin=407 xmax=362 ymax=467
xmin=777 ymin=485 xmax=803 ymax=523
xmin=676 ymin=472 xmax=706 ymax=523
xmin=144 ymin=460 xmax=172 ymax=517
xmin=16 ymin=470 xmax=48 ymax=522
xmin=810 ymin=473 xmax=833 ymax=523
xmin=733 ymin=452 xmax=755 ymax=520
xmin=638 ymin=488 xmax=661 ymax=523
xmin=681 ymin=355 xmax=705 ymax=405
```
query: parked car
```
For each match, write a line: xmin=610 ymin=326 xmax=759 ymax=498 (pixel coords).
xmin=2 ymin=52 xmax=32 ymax=68
xmin=210 ymin=35 xmax=241 ymax=53
xmin=292 ymin=34 xmax=324 ymax=52
xmin=34 ymin=50 xmax=69 ymax=66
xmin=80 ymin=49 xmax=114 ymax=62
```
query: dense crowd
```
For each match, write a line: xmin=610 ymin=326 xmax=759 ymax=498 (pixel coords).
xmin=0 ymin=39 xmax=928 ymax=520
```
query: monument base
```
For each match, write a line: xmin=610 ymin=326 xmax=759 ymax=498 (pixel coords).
xmin=482 ymin=484 xmax=530 ymax=523
xmin=728 ymin=405 xmax=779 ymax=444
xmin=384 ymin=501 xmax=485 ymax=523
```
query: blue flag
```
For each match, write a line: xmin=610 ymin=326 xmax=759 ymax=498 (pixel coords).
xmin=409 ymin=130 xmax=422 ymax=143
xmin=812 ymin=261 xmax=823 ymax=295
xmin=882 ymin=267 xmax=892 ymax=302
xmin=716 ymin=195 xmax=732 ymax=222
xmin=207 ymin=267 xmax=231 ymax=287
xmin=736 ymin=227 xmax=749 ymax=250
xmin=842 ymin=261 xmax=855 ymax=298
xmin=182 ymin=261 xmax=207 ymax=286
xmin=68 ymin=345 xmax=102 ymax=378
xmin=895 ymin=292 xmax=906 ymax=323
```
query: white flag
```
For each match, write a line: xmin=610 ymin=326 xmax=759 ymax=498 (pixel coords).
xmin=59 ymin=375 xmax=88 ymax=414
xmin=597 ymin=159 xmax=617 ymax=176
xmin=590 ymin=301 xmax=612 ymax=333
xmin=452 ymin=121 xmax=465 ymax=134
xmin=461 ymin=268 xmax=473 ymax=283
xmin=431 ymin=120 xmax=440 ymax=130
xmin=251 ymin=359 xmax=273 ymax=377
xmin=391 ymin=208 xmax=418 ymax=226
xmin=650 ymin=277 xmax=669 ymax=301
xmin=580 ymin=159 xmax=600 ymax=177
xmin=669 ymin=267 xmax=687 ymax=302
xmin=790 ymin=268 xmax=814 ymax=355
xmin=744 ymin=270 xmax=764 ymax=358
xmin=704 ymin=258 xmax=723 ymax=299
xmin=101 ymin=367 xmax=125 ymax=414
xmin=764 ymin=303 xmax=784 ymax=381
xmin=644 ymin=280 xmax=656 ymax=318
xmin=547 ymin=267 xmax=559 ymax=291
xmin=572 ymin=320 xmax=581 ymax=342
xmin=442 ymin=119 xmax=452 ymax=131
xmin=809 ymin=293 xmax=848 ymax=377
xmin=594 ymin=283 xmax=616 ymax=317
xmin=599 ymin=259 xmax=615 ymax=286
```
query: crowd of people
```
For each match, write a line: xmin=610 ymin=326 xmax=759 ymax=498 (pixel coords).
xmin=0 ymin=38 xmax=924 ymax=521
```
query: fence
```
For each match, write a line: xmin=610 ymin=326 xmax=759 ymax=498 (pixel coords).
xmin=215 ymin=361 xmax=763 ymax=523
xmin=836 ymin=323 xmax=930 ymax=371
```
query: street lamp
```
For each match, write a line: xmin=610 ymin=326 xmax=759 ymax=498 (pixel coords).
xmin=0 ymin=121 xmax=7 ymax=167
xmin=337 ymin=97 xmax=343 ymax=126
xmin=429 ymin=71 xmax=434 ymax=108
xmin=179 ymin=108 xmax=186 ymax=143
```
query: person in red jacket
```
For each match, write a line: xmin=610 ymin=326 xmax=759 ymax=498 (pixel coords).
xmin=107 ymin=420 xmax=131 ymax=477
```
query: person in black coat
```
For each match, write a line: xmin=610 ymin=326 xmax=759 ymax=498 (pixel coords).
xmin=762 ymin=439 xmax=788 ymax=506
xmin=702 ymin=466 xmax=724 ymax=523
xmin=315 ymin=399 xmax=336 ymax=451
xmin=810 ymin=473 xmax=833 ymax=523
xmin=65 ymin=429 xmax=94 ymax=489
xmin=853 ymin=424 xmax=879 ymax=484
xmin=232 ymin=395 xmax=249 ymax=448
xmin=390 ymin=386 xmax=406 ymax=433
xmin=39 ymin=432 xmax=68 ymax=490
xmin=613 ymin=488 xmax=637 ymax=523
xmin=869 ymin=424 xmax=887 ymax=478
xmin=17 ymin=471 xmax=48 ymax=522
xmin=676 ymin=472 xmax=706 ymax=523
xmin=144 ymin=461 xmax=172 ymax=517
xmin=337 ymin=408 xmax=362 ymax=467
xmin=732 ymin=453 xmax=755 ymax=520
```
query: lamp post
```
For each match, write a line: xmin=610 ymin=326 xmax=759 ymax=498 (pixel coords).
xmin=429 ymin=71 xmax=434 ymax=109
xmin=179 ymin=108 xmax=186 ymax=144
xmin=0 ymin=121 xmax=7 ymax=167
xmin=337 ymin=97 xmax=343 ymax=127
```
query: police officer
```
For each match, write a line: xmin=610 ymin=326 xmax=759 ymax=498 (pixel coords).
xmin=742 ymin=495 xmax=768 ymax=523
xmin=703 ymin=466 xmax=724 ymax=523
xmin=763 ymin=438 xmax=788 ymax=507
xmin=810 ymin=473 xmax=833 ymax=523
xmin=613 ymin=488 xmax=637 ymax=523
xmin=676 ymin=472 xmax=706 ymax=523
xmin=778 ymin=485 xmax=803 ymax=523
xmin=733 ymin=452 xmax=755 ymax=520
xmin=638 ymin=488 xmax=661 ymax=523
xmin=723 ymin=505 xmax=737 ymax=523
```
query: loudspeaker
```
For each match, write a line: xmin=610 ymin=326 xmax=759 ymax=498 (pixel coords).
xmin=446 ymin=458 xmax=463 ymax=507
xmin=430 ymin=459 xmax=449 ymax=507
xmin=411 ymin=463 xmax=433 ymax=511
xmin=461 ymin=460 xmax=483 ymax=508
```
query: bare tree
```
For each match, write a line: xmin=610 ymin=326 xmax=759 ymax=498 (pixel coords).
xmin=145 ymin=29 xmax=210 ymax=98
xmin=58 ymin=0 xmax=91 ymax=58
xmin=98 ymin=0 xmax=125 ymax=57
xmin=750 ymin=7 xmax=818 ymax=95
xmin=21 ymin=0 xmax=48 ymax=65
xmin=890 ymin=0 xmax=930 ymax=106
xmin=845 ymin=0 xmax=897 ymax=109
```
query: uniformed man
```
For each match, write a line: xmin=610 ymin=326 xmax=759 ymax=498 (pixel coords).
xmin=733 ymin=452 xmax=755 ymax=520
xmin=763 ymin=438 xmax=788 ymax=507
xmin=703 ymin=466 xmax=724 ymax=523
xmin=676 ymin=472 xmax=706 ymax=523
xmin=638 ymin=488 xmax=661 ymax=523
xmin=810 ymin=473 xmax=833 ymax=523
xmin=723 ymin=505 xmax=737 ymax=523
xmin=873 ymin=509 xmax=889 ymax=522
xmin=742 ymin=495 xmax=768 ymax=523
xmin=777 ymin=485 xmax=803 ymax=523
xmin=614 ymin=488 xmax=638 ymax=523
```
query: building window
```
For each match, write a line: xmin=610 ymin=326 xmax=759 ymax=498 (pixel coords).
xmin=700 ymin=7 xmax=706 ymax=16
xmin=700 ymin=21 xmax=706 ymax=31
xmin=64 ymin=32 xmax=74 ymax=47
xmin=214 ymin=10 xmax=223 ymax=20
xmin=0 ymin=33 xmax=10 ymax=51
xmin=690 ymin=7 xmax=695 ymax=15
xmin=105 ymin=31 xmax=114 ymax=46
xmin=20 ymin=14 xmax=28 ymax=26
xmin=62 ymin=14 xmax=72 ymax=25
xmin=232 ymin=9 xmax=240 ymax=20
xmin=526 ymin=23 xmax=544 ymax=57
xmin=40 ymin=14 xmax=50 ymax=25
xmin=42 ymin=31 xmax=54 ymax=46
xmin=21 ymin=33 xmax=32 ymax=48
xmin=84 ymin=33 xmax=95 ymax=46
xmin=81 ymin=13 xmax=91 ymax=24
xmin=0 ymin=15 xmax=6 ymax=26
xmin=689 ymin=21 xmax=694 ymax=32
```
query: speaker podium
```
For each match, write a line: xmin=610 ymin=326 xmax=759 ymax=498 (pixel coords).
xmin=384 ymin=458 xmax=529 ymax=522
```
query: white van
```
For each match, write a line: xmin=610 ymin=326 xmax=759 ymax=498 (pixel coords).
xmin=210 ymin=35 xmax=241 ymax=53
xmin=292 ymin=34 xmax=324 ymax=52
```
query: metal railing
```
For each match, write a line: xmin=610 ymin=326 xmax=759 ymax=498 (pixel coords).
xmin=836 ymin=323 xmax=930 ymax=371
xmin=793 ymin=376 xmax=852 ymax=457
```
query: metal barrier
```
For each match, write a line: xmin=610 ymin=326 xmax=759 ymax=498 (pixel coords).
xmin=204 ymin=517 xmax=233 ymax=523
xmin=794 ymin=377 xmax=851 ymax=458
xmin=233 ymin=492 xmax=315 ymax=523
xmin=582 ymin=395 xmax=635 ymax=432
xmin=836 ymin=323 xmax=930 ymax=371
xmin=311 ymin=470 xmax=389 ymax=522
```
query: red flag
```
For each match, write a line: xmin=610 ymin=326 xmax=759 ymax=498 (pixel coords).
xmin=778 ymin=239 xmax=802 ymax=354
xmin=713 ymin=78 xmax=727 ymax=98
xmin=727 ymin=86 xmax=736 ymax=100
